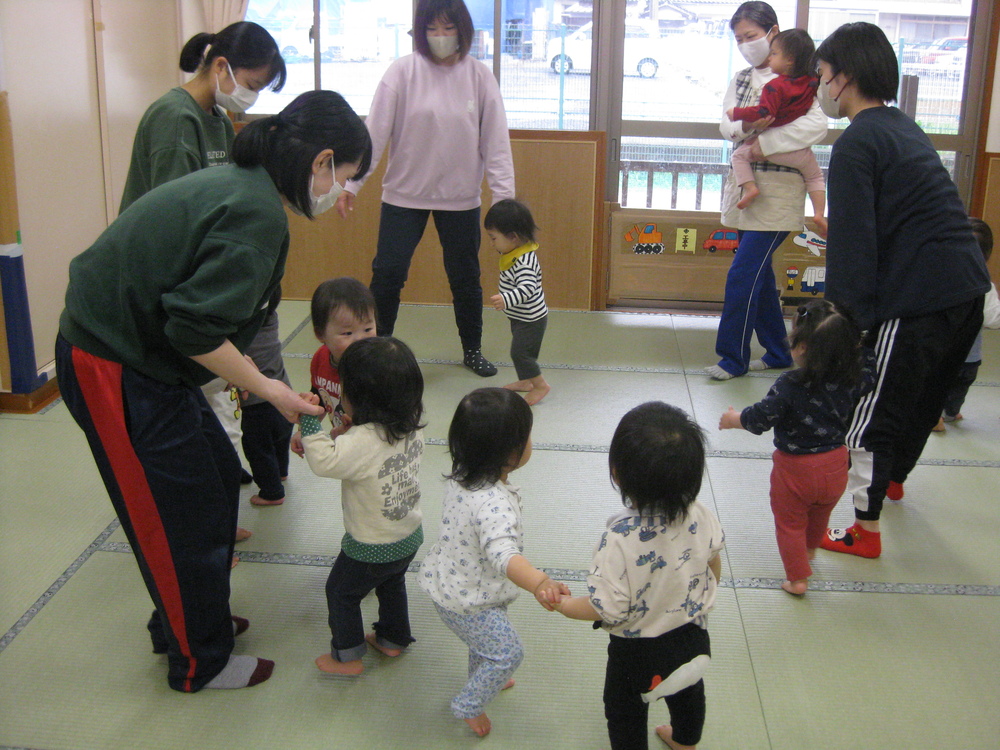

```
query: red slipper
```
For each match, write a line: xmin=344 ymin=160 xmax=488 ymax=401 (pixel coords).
xmin=821 ymin=524 xmax=881 ymax=558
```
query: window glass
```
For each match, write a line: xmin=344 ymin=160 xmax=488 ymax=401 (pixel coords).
xmin=811 ymin=5 xmax=970 ymax=135
xmin=245 ymin=0 xmax=414 ymax=116
xmin=621 ymin=0 xmax=796 ymax=123
xmin=499 ymin=3 xmax=593 ymax=129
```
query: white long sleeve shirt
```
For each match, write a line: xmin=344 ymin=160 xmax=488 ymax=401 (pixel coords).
xmin=418 ymin=479 xmax=524 ymax=614
xmin=345 ymin=53 xmax=515 ymax=210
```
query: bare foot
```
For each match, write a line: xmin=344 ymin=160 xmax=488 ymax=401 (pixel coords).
xmin=502 ymin=678 xmax=515 ymax=690
xmin=235 ymin=526 xmax=252 ymax=542
xmin=736 ymin=182 xmax=760 ymax=209
xmin=465 ymin=713 xmax=492 ymax=737
xmin=523 ymin=382 xmax=550 ymax=406
xmin=250 ymin=495 xmax=284 ymax=506
xmin=931 ymin=417 xmax=946 ymax=432
xmin=365 ymin=632 xmax=402 ymax=657
xmin=781 ymin=579 xmax=808 ymax=596
xmin=655 ymin=725 xmax=696 ymax=750
xmin=230 ymin=555 xmax=240 ymax=569
xmin=315 ymin=653 xmax=364 ymax=675
xmin=503 ymin=379 xmax=534 ymax=393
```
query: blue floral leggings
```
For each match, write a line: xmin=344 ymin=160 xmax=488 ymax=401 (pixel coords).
xmin=434 ymin=603 xmax=524 ymax=719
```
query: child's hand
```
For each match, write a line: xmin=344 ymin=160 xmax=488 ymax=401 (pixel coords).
xmin=490 ymin=294 xmax=506 ymax=311
xmin=329 ymin=422 xmax=350 ymax=440
xmin=291 ymin=432 xmax=304 ymax=457
xmin=725 ymin=107 xmax=735 ymax=120
xmin=533 ymin=577 xmax=570 ymax=611
xmin=749 ymin=114 xmax=775 ymax=131
xmin=719 ymin=407 xmax=743 ymax=430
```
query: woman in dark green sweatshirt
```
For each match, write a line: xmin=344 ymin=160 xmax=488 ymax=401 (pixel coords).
xmin=55 ymin=90 xmax=371 ymax=693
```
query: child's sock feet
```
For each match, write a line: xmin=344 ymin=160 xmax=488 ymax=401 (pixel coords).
xmin=781 ymin=579 xmax=808 ymax=596
xmin=204 ymin=655 xmax=274 ymax=689
xmin=463 ymin=350 xmax=497 ymax=377
xmin=249 ymin=494 xmax=284 ymax=506
xmin=464 ymin=713 xmax=492 ymax=737
xmin=365 ymin=632 xmax=402 ymax=657
xmin=315 ymin=653 xmax=364 ymax=675
xmin=655 ymin=724 xmax=696 ymax=750
xmin=886 ymin=481 xmax=905 ymax=501
xmin=821 ymin=524 xmax=881 ymax=558
xmin=705 ymin=364 xmax=736 ymax=381
xmin=235 ymin=526 xmax=252 ymax=542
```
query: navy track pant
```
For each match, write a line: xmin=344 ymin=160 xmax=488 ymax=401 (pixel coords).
xmin=56 ymin=335 xmax=239 ymax=692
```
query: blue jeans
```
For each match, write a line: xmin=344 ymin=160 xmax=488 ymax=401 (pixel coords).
xmin=370 ymin=203 xmax=484 ymax=351
xmin=714 ymin=230 xmax=792 ymax=376
xmin=325 ymin=551 xmax=417 ymax=661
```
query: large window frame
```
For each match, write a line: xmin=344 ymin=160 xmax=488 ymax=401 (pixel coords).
xmin=247 ymin=0 xmax=993 ymax=206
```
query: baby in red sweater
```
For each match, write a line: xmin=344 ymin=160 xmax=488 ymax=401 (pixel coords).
xmin=726 ymin=29 xmax=827 ymax=237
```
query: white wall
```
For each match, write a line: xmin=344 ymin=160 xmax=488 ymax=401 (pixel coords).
xmin=0 ymin=0 xmax=179 ymax=373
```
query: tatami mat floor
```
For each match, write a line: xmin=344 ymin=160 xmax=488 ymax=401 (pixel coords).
xmin=2 ymin=302 xmax=998 ymax=750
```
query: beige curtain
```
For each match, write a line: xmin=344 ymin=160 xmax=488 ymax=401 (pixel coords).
xmin=202 ymin=0 xmax=249 ymax=32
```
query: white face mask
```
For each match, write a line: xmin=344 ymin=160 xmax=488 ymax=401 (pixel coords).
xmin=311 ymin=172 xmax=344 ymax=216
xmin=427 ymin=34 xmax=459 ymax=59
xmin=817 ymin=76 xmax=845 ymax=119
xmin=214 ymin=63 xmax=258 ymax=113
xmin=737 ymin=30 xmax=773 ymax=67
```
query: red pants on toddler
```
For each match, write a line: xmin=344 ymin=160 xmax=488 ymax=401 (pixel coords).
xmin=770 ymin=446 xmax=848 ymax=581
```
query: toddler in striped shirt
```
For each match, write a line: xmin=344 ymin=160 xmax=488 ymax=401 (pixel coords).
xmin=486 ymin=199 xmax=550 ymax=405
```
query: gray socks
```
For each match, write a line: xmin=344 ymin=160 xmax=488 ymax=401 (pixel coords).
xmin=204 ymin=655 xmax=274 ymax=689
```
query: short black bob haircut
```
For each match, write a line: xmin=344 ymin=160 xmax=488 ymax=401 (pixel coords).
xmin=311 ymin=277 xmax=377 ymax=337
xmin=483 ymin=198 xmax=539 ymax=244
xmin=771 ymin=29 xmax=816 ymax=79
xmin=412 ymin=0 xmax=474 ymax=60
xmin=787 ymin=299 xmax=863 ymax=389
xmin=447 ymin=388 xmax=532 ymax=490
xmin=338 ymin=337 xmax=425 ymax=445
xmin=970 ymin=217 xmax=994 ymax=261
xmin=232 ymin=90 xmax=372 ymax=219
xmin=609 ymin=402 xmax=706 ymax=523
xmin=730 ymin=1 xmax=778 ymax=33
xmin=179 ymin=21 xmax=287 ymax=92
xmin=814 ymin=22 xmax=898 ymax=104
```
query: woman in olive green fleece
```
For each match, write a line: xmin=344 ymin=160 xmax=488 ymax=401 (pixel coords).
xmin=119 ymin=21 xmax=287 ymax=551
xmin=55 ymin=91 xmax=371 ymax=693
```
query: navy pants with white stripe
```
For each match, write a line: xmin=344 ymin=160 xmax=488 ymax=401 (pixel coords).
xmin=846 ymin=297 xmax=984 ymax=521
xmin=714 ymin=230 xmax=793 ymax=376
xmin=55 ymin=335 xmax=240 ymax=692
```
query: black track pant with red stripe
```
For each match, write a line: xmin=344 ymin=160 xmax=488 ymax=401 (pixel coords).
xmin=56 ymin=335 xmax=240 ymax=692
xmin=845 ymin=297 xmax=984 ymax=521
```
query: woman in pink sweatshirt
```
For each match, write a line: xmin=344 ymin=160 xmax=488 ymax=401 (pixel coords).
xmin=340 ymin=0 xmax=515 ymax=377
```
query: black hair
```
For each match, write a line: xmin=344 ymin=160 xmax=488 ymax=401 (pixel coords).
xmin=178 ymin=21 xmax=287 ymax=92
xmin=232 ymin=90 xmax=372 ymax=219
xmin=814 ymin=22 xmax=898 ymax=103
xmin=338 ymin=337 xmax=425 ymax=445
xmin=772 ymin=29 xmax=815 ymax=79
xmin=412 ymin=0 xmax=474 ymax=60
xmin=787 ymin=299 xmax=863 ymax=388
xmin=970 ymin=217 xmax=994 ymax=262
xmin=447 ymin=388 xmax=533 ymax=490
xmin=484 ymin=199 xmax=539 ymax=244
xmin=608 ymin=402 xmax=706 ymax=523
xmin=311 ymin=277 xmax=377 ymax=336
xmin=730 ymin=1 xmax=778 ymax=33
